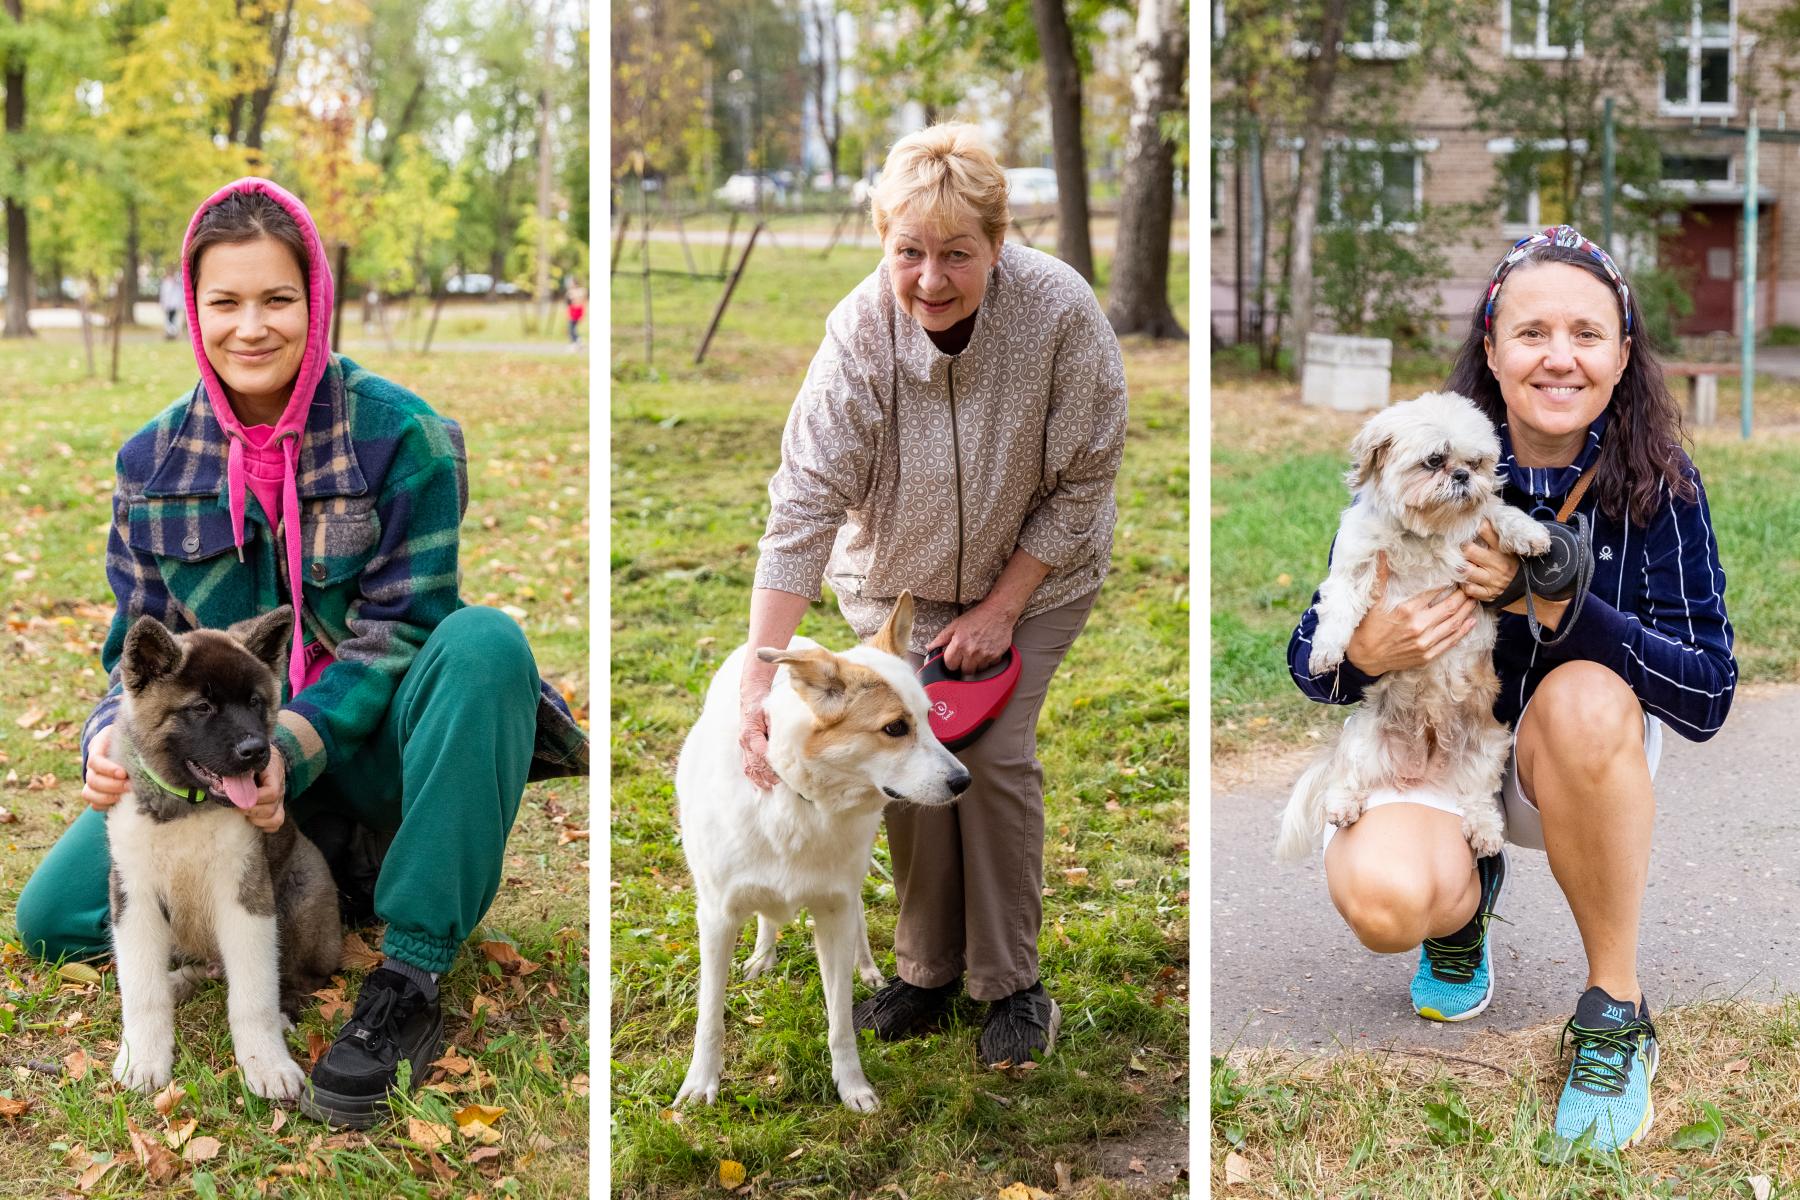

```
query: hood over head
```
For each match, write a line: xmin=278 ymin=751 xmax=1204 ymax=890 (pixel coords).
xmin=180 ymin=177 xmax=335 ymax=699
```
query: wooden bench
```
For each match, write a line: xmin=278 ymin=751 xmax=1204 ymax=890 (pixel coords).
xmin=1664 ymin=360 xmax=1741 ymax=425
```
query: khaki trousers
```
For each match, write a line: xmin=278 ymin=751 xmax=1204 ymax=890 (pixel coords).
xmin=886 ymin=589 xmax=1098 ymax=1001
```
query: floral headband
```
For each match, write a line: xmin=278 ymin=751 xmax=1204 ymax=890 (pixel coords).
xmin=1483 ymin=224 xmax=1632 ymax=335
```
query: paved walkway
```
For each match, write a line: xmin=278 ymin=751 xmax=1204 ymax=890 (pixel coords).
xmin=1212 ymin=686 xmax=1800 ymax=1053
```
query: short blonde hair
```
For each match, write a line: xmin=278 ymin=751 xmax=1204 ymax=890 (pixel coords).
xmin=870 ymin=124 xmax=1010 ymax=249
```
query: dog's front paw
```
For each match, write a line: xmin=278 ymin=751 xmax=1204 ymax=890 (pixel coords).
xmin=1462 ymin=808 xmax=1506 ymax=859
xmin=742 ymin=947 xmax=776 ymax=980
xmin=858 ymin=962 xmax=885 ymax=990
xmin=1308 ymin=639 xmax=1347 ymax=676
xmin=240 ymin=1050 xmax=305 ymax=1102
xmin=675 ymin=1058 xmax=721 ymax=1107
xmin=836 ymin=1072 xmax=879 ymax=1112
xmin=112 ymin=1043 xmax=173 ymax=1093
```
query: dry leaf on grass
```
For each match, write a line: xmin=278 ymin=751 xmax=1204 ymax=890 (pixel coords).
xmin=163 ymin=1118 xmax=197 ymax=1150
xmin=468 ymin=1146 xmax=503 ymax=1165
xmin=1724 ymin=1058 xmax=1750 ymax=1073
xmin=432 ymin=1052 xmax=473 ymax=1076
xmin=718 ymin=1160 xmax=747 ymax=1188
xmin=311 ymin=986 xmax=353 ymax=1023
xmin=1224 ymin=1151 xmax=1254 ymax=1186
xmin=996 ymin=1184 xmax=1051 ymax=1200
xmin=268 ymin=1107 xmax=288 ymax=1135
xmin=1054 ymin=1162 xmax=1073 ymax=1190
xmin=151 ymin=1080 xmax=184 ymax=1117
xmin=477 ymin=940 xmax=541 ymax=976
xmin=57 ymin=962 xmax=102 ymax=987
xmin=127 ymin=1118 xmax=182 ymax=1183
xmin=74 ymin=1159 xmax=120 ymax=1192
xmin=0 ymin=1096 xmax=30 ymax=1120
xmin=63 ymin=1048 xmax=92 ymax=1081
xmin=339 ymin=932 xmax=384 ymax=970
xmin=407 ymin=1118 xmax=455 ymax=1150
xmin=569 ymin=1072 xmax=589 ymax=1096
xmin=306 ymin=1031 xmax=327 ymax=1068
xmin=1751 ymin=1175 xmax=1773 ymax=1200
xmin=182 ymin=1136 xmax=222 ymax=1164
xmin=1128 ymin=1157 xmax=1147 ymax=1174
xmin=15 ymin=706 xmax=43 ymax=729
xmin=556 ymin=825 xmax=588 ymax=845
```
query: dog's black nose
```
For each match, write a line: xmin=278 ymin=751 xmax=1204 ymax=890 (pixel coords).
xmin=947 ymin=770 xmax=972 ymax=795
xmin=1451 ymin=468 xmax=1470 ymax=484
xmin=233 ymin=735 xmax=268 ymax=765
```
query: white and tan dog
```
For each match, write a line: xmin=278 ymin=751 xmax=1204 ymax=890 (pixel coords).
xmin=674 ymin=592 xmax=970 ymax=1111
xmin=1276 ymin=391 xmax=1552 ymax=861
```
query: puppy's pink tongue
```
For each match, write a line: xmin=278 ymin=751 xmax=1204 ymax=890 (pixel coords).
xmin=220 ymin=773 xmax=260 ymax=810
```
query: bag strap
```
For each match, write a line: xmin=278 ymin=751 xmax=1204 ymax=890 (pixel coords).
xmin=1556 ymin=464 xmax=1597 ymax=522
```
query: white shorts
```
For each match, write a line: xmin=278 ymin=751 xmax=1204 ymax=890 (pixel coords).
xmin=1320 ymin=698 xmax=1663 ymax=852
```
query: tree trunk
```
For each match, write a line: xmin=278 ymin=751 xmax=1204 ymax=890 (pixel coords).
xmin=533 ymin=5 xmax=556 ymax=332
xmin=1030 ymin=0 xmax=1094 ymax=282
xmin=117 ymin=198 xmax=140 ymax=331
xmin=244 ymin=0 xmax=296 ymax=152
xmin=1286 ymin=0 xmax=1349 ymax=375
xmin=1105 ymin=0 xmax=1187 ymax=339
xmin=3 ymin=0 xmax=31 ymax=338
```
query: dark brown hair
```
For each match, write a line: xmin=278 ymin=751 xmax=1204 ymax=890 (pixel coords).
xmin=1445 ymin=243 xmax=1694 ymax=527
xmin=186 ymin=190 xmax=309 ymax=294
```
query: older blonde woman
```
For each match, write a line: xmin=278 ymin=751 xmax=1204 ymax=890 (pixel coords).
xmin=737 ymin=124 xmax=1128 ymax=1066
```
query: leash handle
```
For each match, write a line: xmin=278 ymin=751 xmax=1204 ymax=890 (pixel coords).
xmin=919 ymin=644 xmax=1016 ymax=685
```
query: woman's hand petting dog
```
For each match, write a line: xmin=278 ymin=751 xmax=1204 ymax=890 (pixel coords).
xmin=1460 ymin=519 xmax=1571 ymax=631
xmin=926 ymin=598 xmax=1015 ymax=673
xmin=246 ymin=753 xmax=287 ymax=832
xmin=1345 ymin=552 xmax=1480 ymax=676
xmin=83 ymin=726 xmax=132 ymax=811
xmin=737 ymin=678 xmax=782 ymax=791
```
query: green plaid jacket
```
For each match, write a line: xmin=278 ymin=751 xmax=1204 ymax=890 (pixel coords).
xmin=80 ymin=354 xmax=587 ymax=796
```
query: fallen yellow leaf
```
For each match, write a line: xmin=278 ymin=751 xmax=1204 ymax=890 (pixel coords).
xmin=56 ymin=962 xmax=102 ymax=987
xmin=453 ymin=1103 xmax=506 ymax=1131
xmin=407 ymin=1118 xmax=454 ymax=1150
xmin=150 ymin=1080 xmax=184 ymax=1117
xmin=719 ymin=1159 xmax=747 ymax=1188
xmin=183 ymin=1135 xmax=222 ymax=1163
xmin=1225 ymin=1150 xmax=1254 ymax=1186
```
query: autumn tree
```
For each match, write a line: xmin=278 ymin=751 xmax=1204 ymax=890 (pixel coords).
xmin=1105 ymin=0 xmax=1186 ymax=338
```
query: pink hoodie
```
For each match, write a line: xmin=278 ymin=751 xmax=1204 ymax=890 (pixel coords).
xmin=181 ymin=177 xmax=335 ymax=699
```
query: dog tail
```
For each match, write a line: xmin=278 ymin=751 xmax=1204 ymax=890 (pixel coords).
xmin=1274 ymin=752 xmax=1332 ymax=863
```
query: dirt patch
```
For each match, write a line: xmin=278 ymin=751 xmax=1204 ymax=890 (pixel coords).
xmin=1086 ymin=1113 xmax=1190 ymax=1194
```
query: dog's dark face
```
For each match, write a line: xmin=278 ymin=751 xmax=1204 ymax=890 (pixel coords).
xmin=119 ymin=607 xmax=291 ymax=812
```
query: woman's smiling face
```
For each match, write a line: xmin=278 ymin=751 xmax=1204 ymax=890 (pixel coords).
xmin=1484 ymin=261 xmax=1630 ymax=463
xmin=194 ymin=235 xmax=308 ymax=424
xmin=884 ymin=213 xmax=999 ymax=332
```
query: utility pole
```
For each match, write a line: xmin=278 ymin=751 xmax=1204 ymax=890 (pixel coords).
xmin=1743 ymin=111 xmax=1758 ymax=440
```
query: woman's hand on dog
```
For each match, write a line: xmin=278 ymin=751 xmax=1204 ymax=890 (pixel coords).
xmin=1460 ymin=519 xmax=1570 ymax=630
xmin=738 ymin=674 xmax=782 ymax=792
xmin=245 ymin=753 xmax=287 ymax=832
xmin=1345 ymin=551 xmax=1480 ymax=676
xmin=926 ymin=597 xmax=1015 ymax=673
xmin=83 ymin=726 xmax=132 ymax=811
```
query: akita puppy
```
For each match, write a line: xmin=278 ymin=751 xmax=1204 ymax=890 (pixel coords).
xmin=675 ymin=592 xmax=971 ymax=1111
xmin=107 ymin=606 xmax=341 ymax=1101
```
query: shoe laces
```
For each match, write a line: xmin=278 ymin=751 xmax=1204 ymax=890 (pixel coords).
xmin=1422 ymin=925 xmax=1486 ymax=984
xmin=1560 ymin=1016 xmax=1651 ymax=1095
xmin=991 ymin=987 xmax=1047 ymax=1030
xmin=346 ymin=976 xmax=414 ymax=1055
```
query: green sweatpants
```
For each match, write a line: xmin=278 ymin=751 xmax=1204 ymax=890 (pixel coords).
xmin=13 ymin=605 xmax=538 ymax=976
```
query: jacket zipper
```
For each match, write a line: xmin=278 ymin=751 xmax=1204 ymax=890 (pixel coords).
xmin=948 ymin=359 xmax=965 ymax=607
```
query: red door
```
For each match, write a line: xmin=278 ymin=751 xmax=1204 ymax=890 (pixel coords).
xmin=1662 ymin=204 xmax=1738 ymax=335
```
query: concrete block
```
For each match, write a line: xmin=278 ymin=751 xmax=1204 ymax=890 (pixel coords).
xmin=1302 ymin=333 xmax=1393 ymax=412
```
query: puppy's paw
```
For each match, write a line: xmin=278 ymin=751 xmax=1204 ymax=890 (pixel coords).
xmin=112 ymin=1044 xmax=173 ymax=1093
xmin=741 ymin=948 xmax=776 ymax=980
xmin=836 ymin=1073 xmax=879 ymax=1112
xmin=858 ymin=962 xmax=886 ymax=990
xmin=1463 ymin=808 xmax=1506 ymax=859
xmin=240 ymin=1050 xmax=305 ymax=1102
xmin=1494 ymin=509 xmax=1552 ymax=556
xmin=1308 ymin=637 xmax=1348 ymax=676
xmin=1324 ymin=793 xmax=1364 ymax=829
xmin=674 ymin=1066 xmax=721 ymax=1107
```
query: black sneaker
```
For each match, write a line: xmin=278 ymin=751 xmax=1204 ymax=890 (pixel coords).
xmin=300 ymin=967 xmax=444 ymax=1128
xmin=852 ymin=975 xmax=959 ymax=1040
xmin=977 ymin=981 xmax=1062 ymax=1066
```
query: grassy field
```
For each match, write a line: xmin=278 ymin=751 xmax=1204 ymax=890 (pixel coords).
xmin=1211 ymin=370 xmax=1800 ymax=761
xmin=610 ymin=243 xmax=1190 ymax=1198
xmin=1210 ymin=368 xmax=1800 ymax=1195
xmin=0 ymin=334 xmax=589 ymax=1197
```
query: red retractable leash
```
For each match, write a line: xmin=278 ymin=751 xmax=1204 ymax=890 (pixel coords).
xmin=917 ymin=644 xmax=1022 ymax=751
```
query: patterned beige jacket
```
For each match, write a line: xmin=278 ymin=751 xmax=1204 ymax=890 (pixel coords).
xmin=755 ymin=243 xmax=1129 ymax=652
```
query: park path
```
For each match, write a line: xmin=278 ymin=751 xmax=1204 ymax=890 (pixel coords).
xmin=1212 ymin=684 xmax=1800 ymax=1053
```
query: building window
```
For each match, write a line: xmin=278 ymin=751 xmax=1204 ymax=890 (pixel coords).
xmin=1324 ymin=143 xmax=1422 ymax=229
xmin=1502 ymin=158 xmax=1573 ymax=233
xmin=1504 ymin=0 xmax=1581 ymax=58
xmin=1342 ymin=0 xmax=1417 ymax=58
xmin=1661 ymin=154 xmax=1732 ymax=183
xmin=1662 ymin=0 xmax=1733 ymax=115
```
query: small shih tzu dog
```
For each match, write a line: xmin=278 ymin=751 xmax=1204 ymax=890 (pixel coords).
xmin=1276 ymin=391 xmax=1551 ymax=861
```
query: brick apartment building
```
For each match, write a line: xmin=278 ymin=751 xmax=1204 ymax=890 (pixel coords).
xmin=1211 ymin=0 xmax=1800 ymax=345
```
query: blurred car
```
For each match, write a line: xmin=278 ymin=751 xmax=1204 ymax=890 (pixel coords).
xmin=445 ymin=273 xmax=495 ymax=294
xmin=714 ymin=173 xmax=789 ymax=209
xmin=1005 ymin=167 xmax=1059 ymax=208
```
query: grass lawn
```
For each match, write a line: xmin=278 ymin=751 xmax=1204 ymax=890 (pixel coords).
xmin=0 ymin=333 xmax=589 ymax=1197
xmin=1211 ymin=367 xmax=1800 ymax=1195
xmin=610 ymin=243 xmax=1190 ymax=1198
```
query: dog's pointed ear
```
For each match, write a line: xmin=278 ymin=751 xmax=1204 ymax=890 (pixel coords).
xmin=229 ymin=606 xmax=294 ymax=676
xmin=871 ymin=590 xmax=914 ymax=658
xmin=1346 ymin=408 xmax=1399 ymax=492
xmin=121 ymin=615 xmax=182 ymax=693
xmin=756 ymin=646 xmax=849 ymax=718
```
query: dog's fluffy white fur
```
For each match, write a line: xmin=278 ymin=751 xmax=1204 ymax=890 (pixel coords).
xmin=674 ymin=592 xmax=970 ymax=1111
xmin=1276 ymin=391 xmax=1552 ymax=861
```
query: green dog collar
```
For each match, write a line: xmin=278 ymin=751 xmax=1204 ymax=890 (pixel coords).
xmin=127 ymin=747 xmax=206 ymax=805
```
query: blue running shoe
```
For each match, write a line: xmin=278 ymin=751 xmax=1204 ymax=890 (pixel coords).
xmin=1412 ymin=849 xmax=1506 ymax=1022
xmin=1554 ymin=986 xmax=1659 ymax=1150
